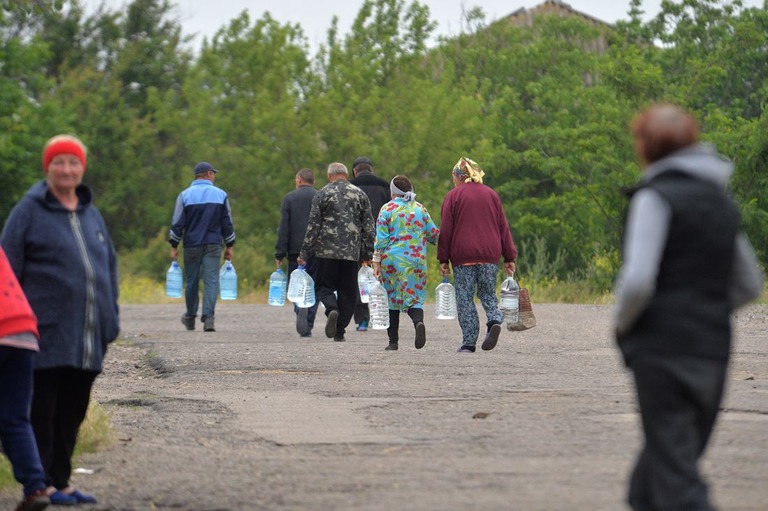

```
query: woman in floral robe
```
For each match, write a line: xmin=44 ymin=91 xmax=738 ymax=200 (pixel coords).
xmin=372 ymin=175 xmax=439 ymax=351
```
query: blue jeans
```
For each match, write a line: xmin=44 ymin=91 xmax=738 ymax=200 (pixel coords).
xmin=453 ymin=264 xmax=503 ymax=346
xmin=0 ymin=346 xmax=48 ymax=496
xmin=183 ymin=244 xmax=222 ymax=319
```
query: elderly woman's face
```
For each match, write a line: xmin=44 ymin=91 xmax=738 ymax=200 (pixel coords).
xmin=46 ymin=153 xmax=85 ymax=192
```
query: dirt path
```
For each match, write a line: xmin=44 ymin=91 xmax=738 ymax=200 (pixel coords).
xmin=2 ymin=303 xmax=766 ymax=510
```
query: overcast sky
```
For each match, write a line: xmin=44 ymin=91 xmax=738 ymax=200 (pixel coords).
xmin=80 ymin=0 xmax=764 ymax=52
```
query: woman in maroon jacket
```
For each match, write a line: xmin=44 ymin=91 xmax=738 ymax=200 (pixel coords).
xmin=437 ymin=157 xmax=517 ymax=353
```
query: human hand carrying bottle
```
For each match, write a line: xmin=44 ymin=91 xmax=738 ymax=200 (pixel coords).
xmin=435 ymin=276 xmax=457 ymax=320
xmin=166 ymin=260 xmax=183 ymax=298
xmin=268 ymin=267 xmax=287 ymax=306
xmin=220 ymin=260 xmax=238 ymax=300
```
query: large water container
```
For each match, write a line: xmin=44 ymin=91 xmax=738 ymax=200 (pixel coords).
xmin=268 ymin=268 xmax=287 ymax=306
xmin=166 ymin=260 xmax=183 ymax=298
xmin=220 ymin=261 xmax=238 ymax=300
xmin=435 ymin=277 xmax=457 ymax=320
xmin=357 ymin=265 xmax=376 ymax=304
xmin=368 ymin=280 xmax=390 ymax=329
xmin=287 ymin=265 xmax=315 ymax=308
xmin=499 ymin=274 xmax=520 ymax=324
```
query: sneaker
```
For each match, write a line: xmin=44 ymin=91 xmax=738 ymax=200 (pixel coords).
xmin=325 ymin=310 xmax=339 ymax=338
xmin=181 ymin=315 xmax=195 ymax=331
xmin=15 ymin=489 xmax=49 ymax=511
xmin=385 ymin=342 xmax=399 ymax=351
xmin=356 ymin=321 xmax=368 ymax=331
xmin=457 ymin=345 xmax=476 ymax=353
xmin=296 ymin=308 xmax=310 ymax=336
xmin=48 ymin=491 xmax=78 ymax=506
xmin=481 ymin=323 xmax=501 ymax=351
xmin=203 ymin=316 xmax=215 ymax=332
xmin=333 ymin=335 xmax=346 ymax=342
xmin=414 ymin=322 xmax=426 ymax=349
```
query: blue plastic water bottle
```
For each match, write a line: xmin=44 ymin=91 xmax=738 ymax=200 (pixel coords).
xmin=166 ymin=261 xmax=183 ymax=298
xmin=268 ymin=268 xmax=287 ymax=306
xmin=220 ymin=261 xmax=238 ymax=300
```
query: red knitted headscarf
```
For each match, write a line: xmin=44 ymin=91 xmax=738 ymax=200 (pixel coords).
xmin=42 ymin=135 xmax=87 ymax=171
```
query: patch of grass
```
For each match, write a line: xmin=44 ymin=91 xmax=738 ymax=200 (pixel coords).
xmin=0 ymin=401 xmax=115 ymax=491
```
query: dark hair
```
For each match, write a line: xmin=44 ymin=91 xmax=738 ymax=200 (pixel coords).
xmin=296 ymin=168 xmax=314 ymax=184
xmin=392 ymin=175 xmax=412 ymax=193
xmin=631 ymin=104 xmax=699 ymax=164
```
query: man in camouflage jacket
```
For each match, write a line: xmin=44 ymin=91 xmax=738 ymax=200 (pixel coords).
xmin=298 ymin=162 xmax=375 ymax=342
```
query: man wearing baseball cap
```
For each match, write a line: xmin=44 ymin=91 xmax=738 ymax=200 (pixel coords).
xmin=169 ymin=161 xmax=236 ymax=332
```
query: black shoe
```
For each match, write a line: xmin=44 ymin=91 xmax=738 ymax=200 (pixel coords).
xmin=181 ymin=315 xmax=195 ymax=331
xmin=414 ymin=322 xmax=426 ymax=349
xmin=385 ymin=342 xmax=398 ymax=351
xmin=203 ymin=316 xmax=215 ymax=332
xmin=325 ymin=310 xmax=339 ymax=338
xmin=481 ymin=323 xmax=501 ymax=351
xmin=333 ymin=335 xmax=346 ymax=342
xmin=296 ymin=308 xmax=310 ymax=336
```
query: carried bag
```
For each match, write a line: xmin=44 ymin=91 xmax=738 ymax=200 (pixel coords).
xmin=507 ymin=287 xmax=536 ymax=331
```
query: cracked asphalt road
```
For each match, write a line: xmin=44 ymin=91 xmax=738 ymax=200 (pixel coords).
xmin=2 ymin=303 xmax=766 ymax=510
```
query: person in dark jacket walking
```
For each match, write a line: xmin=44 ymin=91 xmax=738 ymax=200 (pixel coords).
xmin=349 ymin=156 xmax=389 ymax=331
xmin=437 ymin=157 xmax=517 ymax=353
xmin=298 ymin=162 xmax=375 ymax=342
xmin=275 ymin=168 xmax=319 ymax=337
xmin=1 ymin=134 xmax=120 ymax=506
xmin=614 ymin=104 xmax=763 ymax=511
xmin=169 ymin=162 xmax=236 ymax=332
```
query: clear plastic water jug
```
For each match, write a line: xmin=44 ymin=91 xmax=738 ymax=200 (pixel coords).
xmin=287 ymin=265 xmax=315 ymax=308
xmin=166 ymin=260 xmax=183 ymax=298
xmin=268 ymin=268 xmax=287 ymax=306
xmin=357 ymin=265 xmax=376 ymax=304
xmin=499 ymin=274 xmax=520 ymax=324
xmin=435 ymin=277 xmax=457 ymax=320
xmin=220 ymin=261 xmax=238 ymax=300
xmin=368 ymin=279 xmax=390 ymax=329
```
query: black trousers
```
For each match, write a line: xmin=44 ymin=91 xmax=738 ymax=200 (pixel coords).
xmin=313 ymin=258 xmax=359 ymax=337
xmin=387 ymin=308 xmax=424 ymax=343
xmin=628 ymin=352 xmax=726 ymax=511
xmin=31 ymin=367 xmax=98 ymax=489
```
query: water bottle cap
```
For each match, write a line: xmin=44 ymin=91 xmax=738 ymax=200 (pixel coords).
xmin=442 ymin=276 xmax=448 ymax=283
xmin=298 ymin=264 xmax=305 ymax=270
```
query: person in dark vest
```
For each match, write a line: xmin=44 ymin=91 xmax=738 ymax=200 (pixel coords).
xmin=275 ymin=168 xmax=319 ymax=337
xmin=349 ymin=156 xmax=389 ymax=331
xmin=614 ymin=103 xmax=763 ymax=511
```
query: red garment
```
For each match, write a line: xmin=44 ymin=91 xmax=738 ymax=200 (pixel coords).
xmin=437 ymin=182 xmax=517 ymax=266
xmin=0 ymin=248 xmax=39 ymax=350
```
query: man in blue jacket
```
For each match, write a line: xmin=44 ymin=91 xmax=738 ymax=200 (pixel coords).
xmin=170 ymin=162 xmax=236 ymax=332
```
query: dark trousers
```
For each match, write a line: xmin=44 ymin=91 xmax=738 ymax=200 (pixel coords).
xmin=0 ymin=347 xmax=47 ymax=496
xmin=313 ymin=258 xmax=358 ymax=337
xmin=353 ymin=294 xmax=370 ymax=326
xmin=387 ymin=308 xmax=424 ymax=343
xmin=287 ymin=255 xmax=319 ymax=330
xmin=628 ymin=352 xmax=726 ymax=511
xmin=31 ymin=367 xmax=98 ymax=489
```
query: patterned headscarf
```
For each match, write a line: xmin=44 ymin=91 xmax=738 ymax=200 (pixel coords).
xmin=452 ymin=157 xmax=484 ymax=184
xmin=390 ymin=178 xmax=416 ymax=202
